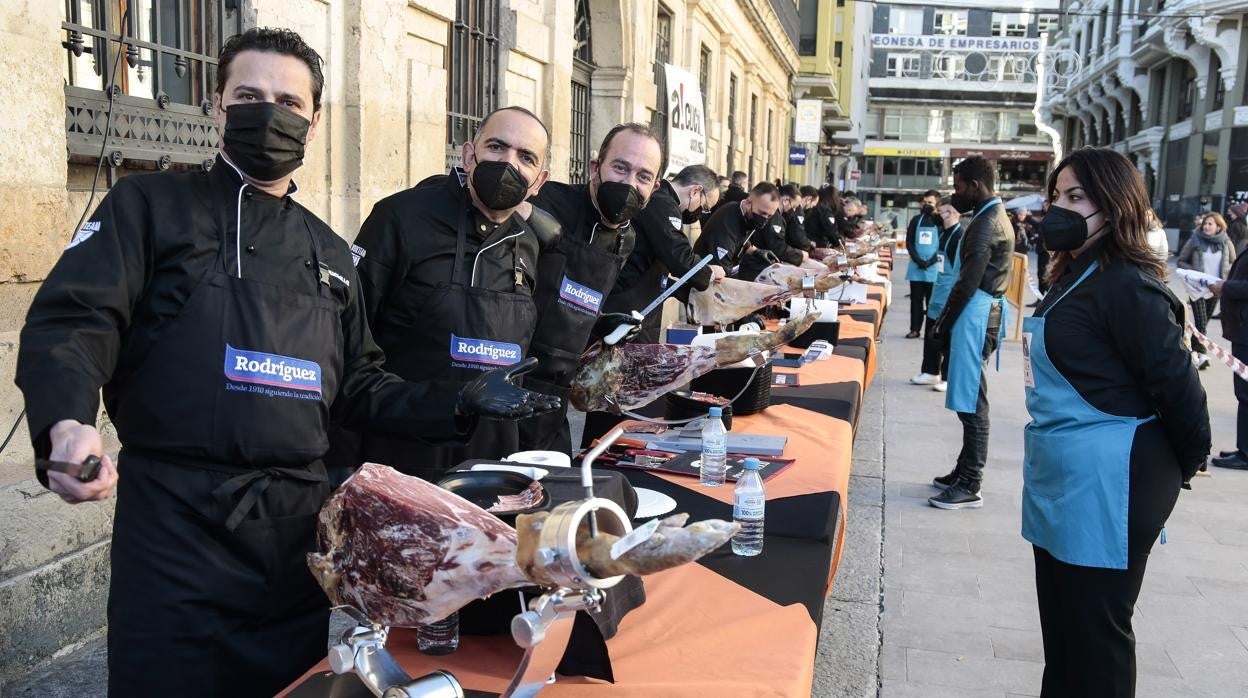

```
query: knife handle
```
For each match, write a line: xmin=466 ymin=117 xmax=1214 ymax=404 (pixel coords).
xmin=36 ymin=455 xmax=102 ymax=482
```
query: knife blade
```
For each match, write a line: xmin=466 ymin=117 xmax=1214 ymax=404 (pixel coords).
xmin=602 ymin=254 xmax=715 ymax=344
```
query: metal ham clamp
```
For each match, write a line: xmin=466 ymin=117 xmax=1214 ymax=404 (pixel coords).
xmin=327 ymin=605 xmax=464 ymax=698
xmin=502 ymin=427 xmax=633 ymax=697
xmin=602 ymin=255 xmax=715 ymax=344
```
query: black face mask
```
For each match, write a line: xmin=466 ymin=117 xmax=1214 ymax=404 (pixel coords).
xmin=1038 ymin=204 xmax=1101 ymax=251
xmin=682 ymin=208 xmax=704 ymax=225
xmin=949 ymin=192 xmax=975 ymax=214
xmin=221 ymin=102 xmax=310 ymax=181
xmin=749 ymin=211 xmax=771 ymax=230
xmin=921 ymin=204 xmax=935 ymax=216
xmin=469 ymin=155 xmax=530 ymax=211
xmin=595 ymin=180 xmax=645 ymax=226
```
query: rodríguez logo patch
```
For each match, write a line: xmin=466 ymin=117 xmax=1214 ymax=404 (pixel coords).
xmin=224 ymin=345 xmax=322 ymax=395
xmin=558 ymin=276 xmax=604 ymax=315
xmin=450 ymin=334 xmax=523 ymax=368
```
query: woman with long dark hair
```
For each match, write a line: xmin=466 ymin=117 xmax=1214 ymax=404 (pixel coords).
xmin=1024 ymin=148 xmax=1210 ymax=696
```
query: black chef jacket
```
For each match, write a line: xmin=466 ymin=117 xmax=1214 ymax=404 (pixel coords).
xmin=805 ymin=203 xmax=842 ymax=248
xmin=785 ymin=208 xmax=814 ymax=251
xmin=694 ymin=201 xmax=764 ymax=270
xmin=351 ymin=171 xmax=554 ymax=364
xmin=530 ymin=181 xmax=635 ymax=262
xmin=606 ymin=179 xmax=712 ymax=310
xmin=16 ymin=155 xmax=465 ymax=468
xmin=757 ymin=211 xmax=806 ymax=265
xmin=1035 ymin=237 xmax=1211 ymax=471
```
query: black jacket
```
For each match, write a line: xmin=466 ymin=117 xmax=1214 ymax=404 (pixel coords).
xmin=804 ymin=203 xmax=841 ymax=248
xmin=936 ymin=198 xmax=1013 ymax=332
xmin=720 ymin=184 xmax=748 ymax=207
xmin=607 ymin=179 xmax=711 ymax=305
xmin=694 ymin=201 xmax=763 ymax=269
xmin=785 ymin=208 xmax=814 ymax=251
xmin=530 ymin=181 xmax=636 ymax=264
xmin=1219 ymin=250 xmax=1248 ymax=344
xmin=17 ymin=156 xmax=466 ymax=467
xmin=351 ymin=170 xmax=558 ymax=371
xmin=1036 ymin=239 xmax=1211 ymax=473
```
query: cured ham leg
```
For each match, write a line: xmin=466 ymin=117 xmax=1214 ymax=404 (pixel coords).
xmin=753 ymin=263 xmax=844 ymax=293
xmin=308 ymin=464 xmax=742 ymax=627
xmin=569 ymin=312 xmax=819 ymax=413
xmin=687 ymin=277 xmax=797 ymax=326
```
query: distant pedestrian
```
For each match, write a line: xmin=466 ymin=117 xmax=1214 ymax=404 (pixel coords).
xmin=1208 ymin=215 xmax=1248 ymax=470
xmin=1145 ymin=209 xmax=1169 ymax=262
xmin=1024 ymin=148 xmax=1209 ymax=698
xmin=1177 ymin=212 xmax=1235 ymax=370
xmin=1226 ymin=202 xmax=1248 ymax=256
xmin=910 ymin=198 xmax=962 ymax=390
xmin=904 ymin=189 xmax=942 ymax=338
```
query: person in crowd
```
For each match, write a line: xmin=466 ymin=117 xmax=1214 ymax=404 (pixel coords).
xmin=911 ymin=199 xmax=962 ymax=391
xmin=718 ymin=170 xmax=749 ymax=207
xmin=329 ymin=105 xmax=566 ymax=482
xmin=779 ymin=183 xmax=815 ymax=252
xmin=15 ymin=28 xmax=558 ymax=697
xmin=520 ymin=123 xmax=665 ymax=451
xmin=603 ymin=163 xmax=725 ymax=344
xmin=1025 ymin=203 xmax=1050 ymax=305
xmin=1209 ymin=216 xmax=1248 ymax=470
xmin=927 ymin=156 xmax=1012 ymax=510
xmin=904 ymin=190 xmax=943 ymax=338
xmin=1226 ymin=202 xmax=1248 ymax=256
xmin=1021 ymin=147 xmax=1209 ymax=697
xmin=1176 ymin=212 xmax=1236 ymax=370
xmin=694 ymin=181 xmax=782 ymax=274
xmin=838 ymin=195 xmax=868 ymax=241
xmin=805 ymin=185 xmax=843 ymax=248
xmin=1012 ymin=208 xmax=1033 ymax=254
xmin=717 ymin=175 xmax=731 ymax=193
xmin=800 ymin=185 xmax=819 ymax=214
xmin=1144 ymin=208 xmax=1169 ymax=262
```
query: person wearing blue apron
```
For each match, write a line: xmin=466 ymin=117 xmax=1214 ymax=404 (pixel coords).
xmin=929 ymin=157 xmax=1014 ymax=509
xmin=1021 ymin=148 xmax=1209 ymax=697
xmin=14 ymin=34 xmax=558 ymax=697
xmin=911 ymin=200 xmax=962 ymax=389
xmin=904 ymin=190 xmax=943 ymax=338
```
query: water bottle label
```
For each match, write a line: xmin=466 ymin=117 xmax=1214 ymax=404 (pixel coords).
xmin=703 ymin=443 xmax=726 ymax=459
xmin=734 ymin=495 xmax=764 ymax=519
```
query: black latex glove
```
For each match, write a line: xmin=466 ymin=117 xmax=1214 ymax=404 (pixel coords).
xmin=929 ymin=320 xmax=949 ymax=347
xmin=456 ymin=357 xmax=561 ymax=419
xmin=592 ymin=312 xmax=643 ymax=345
xmin=757 ymin=249 xmax=781 ymax=265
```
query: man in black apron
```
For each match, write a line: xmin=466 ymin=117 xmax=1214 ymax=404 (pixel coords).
xmin=694 ymin=181 xmax=783 ymax=278
xmin=519 ymin=123 xmax=667 ymax=452
xmin=780 ymin=183 xmax=815 ymax=253
xmin=15 ymin=30 xmax=557 ymax=697
xmin=603 ymin=163 xmax=726 ymax=344
xmin=331 ymin=106 xmax=560 ymax=482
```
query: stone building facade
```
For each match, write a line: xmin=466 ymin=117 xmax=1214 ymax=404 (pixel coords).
xmin=0 ymin=0 xmax=799 ymax=682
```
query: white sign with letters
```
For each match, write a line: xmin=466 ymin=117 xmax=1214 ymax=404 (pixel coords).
xmin=664 ymin=64 xmax=707 ymax=176
xmin=871 ymin=34 xmax=1041 ymax=52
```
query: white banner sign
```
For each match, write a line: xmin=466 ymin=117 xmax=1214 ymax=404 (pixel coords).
xmin=664 ymin=64 xmax=707 ymax=176
xmin=794 ymin=99 xmax=822 ymax=144
xmin=872 ymin=34 xmax=1041 ymax=53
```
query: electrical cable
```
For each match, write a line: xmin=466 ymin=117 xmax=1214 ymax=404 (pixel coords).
xmin=0 ymin=7 xmax=130 ymax=458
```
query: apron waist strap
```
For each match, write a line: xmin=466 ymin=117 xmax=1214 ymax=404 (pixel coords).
xmin=211 ymin=464 xmax=328 ymax=532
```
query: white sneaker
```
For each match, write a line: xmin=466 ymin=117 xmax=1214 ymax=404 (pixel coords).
xmin=910 ymin=373 xmax=941 ymax=385
xmin=932 ymin=381 xmax=947 ymax=392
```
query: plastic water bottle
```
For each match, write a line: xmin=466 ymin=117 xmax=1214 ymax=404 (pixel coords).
xmin=700 ymin=407 xmax=728 ymax=487
xmin=417 ymin=611 xmax=459 ymax=655
xmin=732 ymin=457 xmax=765 ymax=556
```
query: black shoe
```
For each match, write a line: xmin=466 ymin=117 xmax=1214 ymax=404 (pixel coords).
xmin=932 ymin=470 xmax=959 ymax=489
xmin=906 ymin=331 xmax=920 ymax=339
xmin=1211 ymin=452 xmax=1248 ymax=470
xmin=929 ymin=479 xmax=983 ymax=509
xmin=1219 ymin=450 xmax=1238 ymax=458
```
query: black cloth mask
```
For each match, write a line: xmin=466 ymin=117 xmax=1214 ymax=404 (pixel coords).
xmin=682 ymin=208 xmax=704 ymax=225
xmin=949 ymin=193 xmax=975 ymax=214
xmin=221 ymin=102 xmax=310 ymax=181
xmin=595 ymin=180 xmax=645 ymax=226
xmin=1038 ymin=204 xmax=1101 ymax=251
xmin=470 ymin=157 xmax=530 ymax=211
xmin=749 ymin=212 xmax=771 ymax=230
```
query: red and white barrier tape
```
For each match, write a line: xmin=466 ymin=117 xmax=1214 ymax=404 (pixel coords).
xmin=1186 ymin=322 xmax=1248 ymax=380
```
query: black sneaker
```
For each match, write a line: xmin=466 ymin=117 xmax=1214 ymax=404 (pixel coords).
xmin=932 ymin=470 xmax=959 ymax=489
xmin=929 ymin=479 xmax=983 ymax=509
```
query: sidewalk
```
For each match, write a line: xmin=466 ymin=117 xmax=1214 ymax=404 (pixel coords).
xmin=875 ymin=258 xmax=1248 ymax=697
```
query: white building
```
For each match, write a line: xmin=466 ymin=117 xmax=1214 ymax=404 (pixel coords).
xmin=856 ymin=0 xmax=1060 ymax=230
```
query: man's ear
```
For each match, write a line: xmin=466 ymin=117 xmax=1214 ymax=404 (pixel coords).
xmin=305 ymin=109 xmax=323 ymax=145
xmin=529 ymin=168 xmax=550 ymax=197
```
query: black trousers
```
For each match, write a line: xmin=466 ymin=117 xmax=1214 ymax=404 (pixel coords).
xmin=1189 ymin=297 xmax=1218 ymax=354
xmin=909 ymin=281 xmax=933 ymax=332
xmin=1235 ymin=342 xmax=1248 ymax=454
xmin=954 ymin=368 xmax=989 ymax=486
xmin=919 ymin=315 xmax=948 ymax=377
xmin=1032 ymin=422 xmax=1181 ymax=698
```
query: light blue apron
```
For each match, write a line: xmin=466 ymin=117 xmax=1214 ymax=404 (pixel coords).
xmin=926 ymin=224 xmax=961 ymax=320
xmin=1021 ymin=262 xmax=1153 ymax=570
xmin=945 ymin=199 xmax=1006 ymax=413
xmin=905 ymin=214 xmax=941 ymax=283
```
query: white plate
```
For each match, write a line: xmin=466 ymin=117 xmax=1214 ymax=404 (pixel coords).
xmin=632 ymin=487 xmax=677 ymax=519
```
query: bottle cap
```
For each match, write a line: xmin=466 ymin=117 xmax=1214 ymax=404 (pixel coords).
xmin=708 ymin=407 xmax=722 ymax=417
xmin=743 ymin=457 xmax=761 ymax=470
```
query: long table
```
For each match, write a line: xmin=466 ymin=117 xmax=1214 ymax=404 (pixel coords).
xmin=282 ymin=256 xmax=891 ymax=697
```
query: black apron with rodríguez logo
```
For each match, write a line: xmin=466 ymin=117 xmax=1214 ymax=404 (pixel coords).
xmin=359 ymin=204 xmax=538 ymax=481
xmin=106 ymin=176 xmax=344 ymax=696
xmin=519 ymin=216 xmax=629 ymax=452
